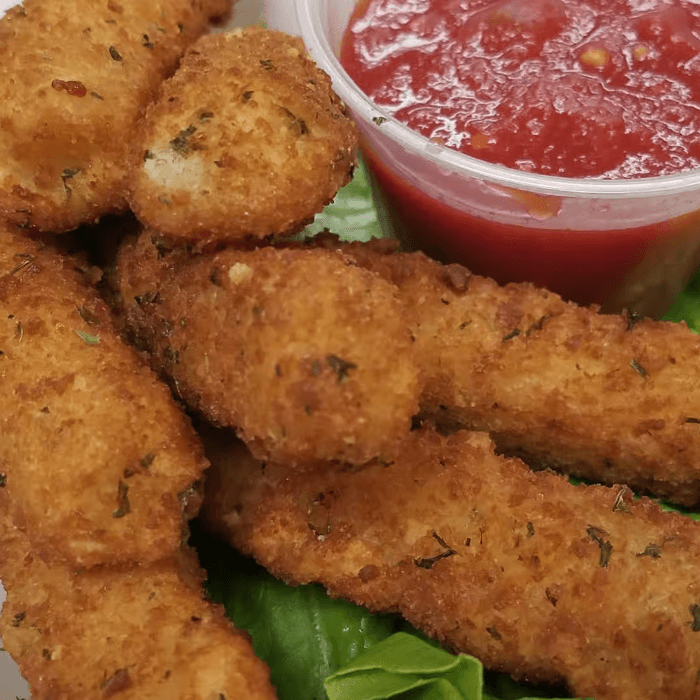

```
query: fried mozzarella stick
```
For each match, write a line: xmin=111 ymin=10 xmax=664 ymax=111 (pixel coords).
xmin=200 ymin=425 xmax=700 ymax=700
xmin=0 ymin=0 xmax=232 ymax=233
xmin=333 ymin=240 xmax=700 ymax=506
xmin=128 ymin=27 xmax=357 ymax=247
xmin=0 ymin=512 xmax=278 ymax=700
xmin=0 ymin=224 xmax=208 ymax=567
xmin=115 ymin=230 xmax=419 ymax=465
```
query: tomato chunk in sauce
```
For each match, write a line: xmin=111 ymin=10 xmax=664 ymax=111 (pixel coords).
xmin=341 ymin=0 xmax=700 ymax=179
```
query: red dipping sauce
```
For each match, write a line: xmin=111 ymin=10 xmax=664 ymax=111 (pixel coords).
xmin=337 ymin=0 xmax=700 ymax=315
xmin=342 ymin=0 xmax=700 ymax=179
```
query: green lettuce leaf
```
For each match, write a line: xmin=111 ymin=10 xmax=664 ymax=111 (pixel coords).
xmin=302 ymin=158 xmax=385 ymax=242
xmin=324 ymin=632 xmax=581 ymax=700
xmin=193 ymin=527 xmax=398 ymax=700
xmin=324 ymin=632 xmax=482 ymax=700
xmin=664 ymin=269 xmax=700 ymax=330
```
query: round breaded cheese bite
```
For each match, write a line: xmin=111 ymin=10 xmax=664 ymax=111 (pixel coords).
xmin=129 ymin=27 xmax=358 ymax=247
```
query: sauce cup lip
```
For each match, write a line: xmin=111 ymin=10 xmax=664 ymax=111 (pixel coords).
xmin=296 ymin=0 xmax=700 ymax=200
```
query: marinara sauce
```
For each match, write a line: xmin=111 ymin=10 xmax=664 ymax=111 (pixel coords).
xmin=340 ymin=0 xmax=700 ymax=313
xmin=342 ymin=0 xmax=700 ymax=178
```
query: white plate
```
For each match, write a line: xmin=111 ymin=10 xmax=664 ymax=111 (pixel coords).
xmin=0 ymin=0 xmax=19 ymax=14
xmin=0 ymin=1 xmax=263 ymax=697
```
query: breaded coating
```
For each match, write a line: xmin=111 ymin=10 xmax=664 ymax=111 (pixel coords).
xmin=0 ymin=224 xmax=208 ymax=567
xmin=0 ymin=0 xmax=233 ymax=233
xmin=200 ymin=425 xmax=700 ymax=700
xmin=115 ymin=231 xmax=420 ymax=465
xmin=0 ymin=512 xmax=278 ymax=700
xmin=128 ymin=27 xmax=357 ymax=246
xmin=329 ymin=239 xmax=700 ymax=507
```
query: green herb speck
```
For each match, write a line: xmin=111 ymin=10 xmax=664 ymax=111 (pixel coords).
xmin=75 ymin=329 xmax=100 ymax=345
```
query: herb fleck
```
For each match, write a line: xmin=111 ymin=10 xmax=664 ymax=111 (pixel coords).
xmin=486 ymin=626 xmax=502 ymax=640
xmin=142 ymin=34 xmax=154 ymax=48
xmin=526 ymin=315 xmax=551 ymax=335
xmin=260 ymin=59 xmax=275 ymax=70
xmin=170 ymin=125 xmax=197 ymax=156
xmin=209 ymin=267 xmax=223 ymax=287
xmin=414 ymin=531 xmax=456 ymax=569
xmin=163 ymin=345 xmax=179 ymax=364
xmin=630 ymin=358 xmax=648 ymax=378
xmin=112 ymin=481 xmax=130 ymax=518
xmin=545 ymin=588 xmax=558 ymax=606
xmin=637 ymin=543 xmax=662 ymax=559
xmin=502 ymin=328 xmax=521 ymax=342
xmin=586 ymin=525 xmax=613 ymax=567
xmin=10 ymin=253 xmax=35 ymax=275
xmin=626 ymin=309 xmax=642 ymax=331
xmin=0 ymin=473 xmax=5 ymax=488
xmin=90 ymin=91 xmax=104 ymax=100
xmin=134 ymin=290 xmax=161 ymax=306
xmin=109 ymin=45 xmax=123 ymax=62
xmin=125 ymin=452 xmax=155 ymax=478
xmin=372 ymin=116 xmax=388 ymax=126
xmin=61 ymin=168 xmax=81 ymax=199
xmin=101 ymin=668 xmax=133 ymax=697
xmin=526 ymin=521 xmax=535 ymax=538
xmin=151 ymin=235 xmax=173 ymax=259
xmin=686 ymin=417 xmax=700 ymax=424
xmin=242 ymin=91 xmax=253 ymax=103
xmin=327 ymin=354 xmax=357 ymax=383
xmin=612 ymin=488 xmax=631 ymax=513
xmin=691 ymin=604 xmax=700 ymax=632
xmin=294 ymin=117 xmax=309 ymax=135
xmin=11 ymin=611 xmax=25 ymax=627
xmin=77 ymin=306 xmax=100 ymax=326
xmin=75 ymin=329 xmax=100 ymax=345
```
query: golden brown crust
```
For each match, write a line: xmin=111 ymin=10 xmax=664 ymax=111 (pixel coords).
xmin=128 ymin=27 xmax=358 ymax=245
xmin=115 ymin=230 xmax=420 ymax=465
xmin=200 ymin=425 xmax=700 ymax=700
xmin=0 ymin=510 xmax=277 ymax=700
xmin=0 ymin=0 xmax=232 ymax=233
xmin=0 ymin=224 xmax=208 ymax=567
xmin=325 ymin=240 xmax=700 ymax=507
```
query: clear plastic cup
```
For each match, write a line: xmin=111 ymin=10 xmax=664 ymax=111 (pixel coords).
xmin=286 ymin=0 xmax=700 ymax=317
xmin=263 ymin=0 xmax=302 ymax=35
